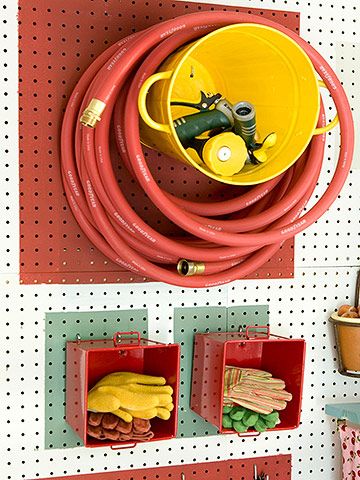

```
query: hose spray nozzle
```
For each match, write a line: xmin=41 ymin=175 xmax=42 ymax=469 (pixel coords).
xmin=172 ymin=94 xmax=276 ymax=175
xmin=232 ymin=101 xmax=257 ymax=148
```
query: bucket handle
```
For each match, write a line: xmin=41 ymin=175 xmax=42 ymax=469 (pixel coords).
xmin=237 ymin=431 xmax=261 ymax=438
xmin=138 ymin=71 xmax=172 ymax=133
xmin=355 ymin=269 xmax=360 ymax=308
xmin=110 ymin=442 xmax=137 ymax=450
xmin=313 ymin=80 xmax=339 ymax=135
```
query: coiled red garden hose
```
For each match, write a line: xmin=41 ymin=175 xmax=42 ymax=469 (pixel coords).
xmin=61 ymin=11 xmax=354 ymax=287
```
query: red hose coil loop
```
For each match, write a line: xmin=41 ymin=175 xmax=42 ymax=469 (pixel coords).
xmin=61 ymin=11 xmax=354 ymax=287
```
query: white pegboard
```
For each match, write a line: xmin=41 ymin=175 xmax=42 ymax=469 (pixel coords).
xmin=296 ymin=34 xmax=360 ymax=267
xmin=0 ymin=0 xmax=18 ymax=276
xmin=1 ymin=1 xmax=360 ymax=480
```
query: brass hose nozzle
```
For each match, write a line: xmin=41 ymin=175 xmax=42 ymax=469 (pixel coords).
xmin=80 ymin=98 xmax=107 ymax=128
xmin=177 ymin=259 xmax=205 ymax=276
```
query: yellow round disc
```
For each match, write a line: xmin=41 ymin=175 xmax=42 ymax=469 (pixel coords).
xmin=202 ymin=132 xmax=247 ymax=177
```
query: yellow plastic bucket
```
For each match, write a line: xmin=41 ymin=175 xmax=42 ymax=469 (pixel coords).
xmin=138 ymin=23 xmax=338 ymax=186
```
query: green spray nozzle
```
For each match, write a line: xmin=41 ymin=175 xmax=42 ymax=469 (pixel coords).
xmin=173 ymin=99 xmax=233 ymax=150
xmin=173 ymin=96 xmax=257 ymax=152
xmin=172 ymin=93 xmax=276 ymax=173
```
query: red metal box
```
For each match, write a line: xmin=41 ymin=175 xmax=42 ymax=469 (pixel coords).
xmin=190 ymin=327 xmax=305 ymax=434
xmin=66 ymin=331 xmax=180 ymax=447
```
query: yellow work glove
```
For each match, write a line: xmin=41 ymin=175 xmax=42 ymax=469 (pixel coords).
xmin=93 ymin=372 xmax=167 ymax=386
xmin=87 ymin=372 xmax=174 ymax=422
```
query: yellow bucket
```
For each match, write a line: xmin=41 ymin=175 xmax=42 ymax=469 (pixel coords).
xmin=138 ymin=23 xmax=338 ymax=186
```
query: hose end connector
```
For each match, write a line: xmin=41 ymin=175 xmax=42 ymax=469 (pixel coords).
xmin=177 ymin=259 xmax=205 ymax=276
xmin=80 ymin=98 xmax=107 ymax=128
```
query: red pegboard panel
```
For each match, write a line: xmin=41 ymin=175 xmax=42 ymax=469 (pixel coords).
xmin=32 ymin=455 xmax=291 ymax=480
xmin=18 ymin=0 xmax=299 ymax=285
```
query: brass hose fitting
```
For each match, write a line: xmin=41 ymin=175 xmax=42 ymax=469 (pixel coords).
xmin=80 ymin=98 xmax=107 ymax=128
xmin=177 ymin=259 xmax=205 ymax=276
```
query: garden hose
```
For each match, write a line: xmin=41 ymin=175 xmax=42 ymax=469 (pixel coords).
xmin=61 ymin=11 xmax=353 ymax=288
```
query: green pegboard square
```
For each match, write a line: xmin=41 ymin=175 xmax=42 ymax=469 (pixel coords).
xmin=174 ymin=305 xmax=269 ymax=438
xmin=174 ymin=307 xmax=227 ymax=437
xmin=45 ymin=309 xmax=148 ymax=449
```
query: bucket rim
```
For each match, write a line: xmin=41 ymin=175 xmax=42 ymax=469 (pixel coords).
xmin=329 ymin=312 xmax=360 ymax=325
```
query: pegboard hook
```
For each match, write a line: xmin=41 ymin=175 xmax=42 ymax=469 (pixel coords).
xmin=245 ymin=325 xmax=270 ymax=339
xmin=76 ymin=333 xmax=81 ymax=344
xmin=113 ymin=331 xmax=141 ymax=347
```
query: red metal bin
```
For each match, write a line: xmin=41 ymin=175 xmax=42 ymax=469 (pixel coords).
xmin=190 ymin=327 xmax=305 ymax=434
xmin=66 ymin=331 xmax=180 ymax=447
